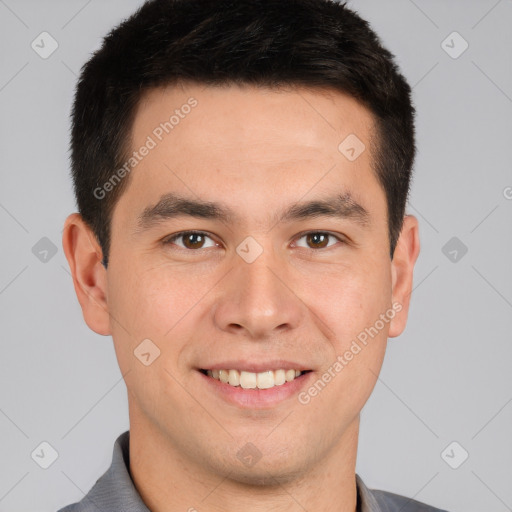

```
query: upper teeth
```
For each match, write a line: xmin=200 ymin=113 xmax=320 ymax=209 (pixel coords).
xmin=206 ymin=369 xmax=304 ymax=389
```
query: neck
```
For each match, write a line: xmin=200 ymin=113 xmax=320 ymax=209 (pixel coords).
xmin=128 ymin=404 xmax=360 ymax=512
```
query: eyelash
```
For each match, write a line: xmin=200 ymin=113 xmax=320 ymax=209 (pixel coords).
xmin=162 ymin=230 xmax=346 ymax=251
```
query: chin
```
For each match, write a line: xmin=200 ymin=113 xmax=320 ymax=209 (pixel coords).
xmin=226 ymin=464 xmax=304 ymax=488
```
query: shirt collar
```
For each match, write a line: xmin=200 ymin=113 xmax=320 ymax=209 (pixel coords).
xmin=79 ymin=430 xmax=383 ymax=512
xmin=356 ymin=473 xmax=385 ymax=512
xmin=79 ymin=430 xmax=150 ymax=512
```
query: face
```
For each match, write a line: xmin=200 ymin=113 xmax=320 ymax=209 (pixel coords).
xmin=64 ymin=82 xmax=419 ymax=485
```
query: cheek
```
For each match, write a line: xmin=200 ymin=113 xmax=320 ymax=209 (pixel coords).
xmin=108 ymin=263 xmax=196 ymax=339
xmin=305 ymin=257 xmax=392 ymax=343
xmin=300 ymin=277 xmax=391 ymax=423
xmin=107 ymin=261 xmax=220 ymax=382
xmin=312 ymin=260 xmax=391 ymax=402
xmin=106 ymin=265 xmax=199 ymax=407
xmin=106 ymin=265 xmax=183 ymax=383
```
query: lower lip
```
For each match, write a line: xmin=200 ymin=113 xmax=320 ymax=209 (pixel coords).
xmin=197 ymin=370 xmax=314 ymax=409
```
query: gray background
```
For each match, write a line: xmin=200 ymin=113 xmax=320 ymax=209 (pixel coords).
xmin=0 ymin=1 xmax=511 ymax=511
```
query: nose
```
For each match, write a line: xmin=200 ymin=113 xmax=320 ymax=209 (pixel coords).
xmin=212 ymin=245 xmax=305 ymax=339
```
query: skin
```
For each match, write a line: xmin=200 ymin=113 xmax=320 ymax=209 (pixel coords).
xmin=63 ymin=82 xmax=420 ymax=512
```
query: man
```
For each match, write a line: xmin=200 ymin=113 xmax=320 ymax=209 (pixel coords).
xmin=60 ymin=0 xmax=448 ymax=510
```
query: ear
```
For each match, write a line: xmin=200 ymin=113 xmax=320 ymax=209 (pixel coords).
xmin=62 ymin=213 xmax=111 ymax=336
xmin=388 ymin=214 xmax=420 ymax=338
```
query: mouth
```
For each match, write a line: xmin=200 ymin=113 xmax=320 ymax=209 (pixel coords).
xmin=198 ymin=368 xmax=313 ymax=390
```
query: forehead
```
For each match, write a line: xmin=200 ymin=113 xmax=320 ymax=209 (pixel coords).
xmin=132 ymin=82 xmax=375 ymax=155
xmin=114 ymin=82 xmax=384 ymax=229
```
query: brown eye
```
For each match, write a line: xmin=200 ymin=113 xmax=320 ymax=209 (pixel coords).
xmin=182 ymin=232 xmax=206 ymax=249
xmin=306 ymin=232 xmax=329 ymax=248
xmin=163 ymin=231 xmax=216 ymax=250
xmin=294 ymin=231 xmax=343 ymax=250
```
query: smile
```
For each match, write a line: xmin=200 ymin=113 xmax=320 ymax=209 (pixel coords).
xmin=200 ymin=368 xmax=312 ymax=390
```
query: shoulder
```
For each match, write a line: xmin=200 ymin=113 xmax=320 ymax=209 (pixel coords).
xmin=56 ymin=431 xmax=145 ymax=512
xmin=56 ymin=504 xmax=84 ymax=512
xmin=56 ymin=497 xmax=96 ymax=512
xmin=371 ymin=488 xmax=450 ymax=512
xmin=356 ymin=473 xmax=450 ymax=512
xmin=55 ymin=482 xmax=105 ymax=512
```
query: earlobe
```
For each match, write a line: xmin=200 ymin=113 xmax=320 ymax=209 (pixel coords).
xmin=62 ymin=213 xmax=111 ymax=336
xmin=388 ymin=215 xmax=421 ymax=338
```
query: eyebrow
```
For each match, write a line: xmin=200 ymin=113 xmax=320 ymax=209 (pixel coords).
xmin=135 ymin=192 xmax=370 ymax=233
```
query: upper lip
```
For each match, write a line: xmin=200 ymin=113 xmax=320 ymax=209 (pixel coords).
xmin=198 ymin=360 xmax=312 ymax=373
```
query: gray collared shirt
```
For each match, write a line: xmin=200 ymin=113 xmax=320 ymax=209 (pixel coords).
xmin=57 ymin=431 xmax=449 ymax=512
